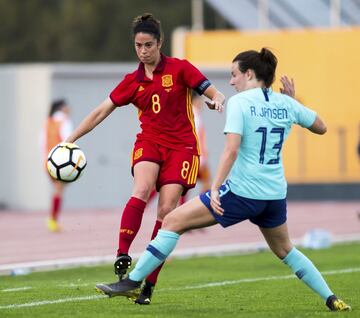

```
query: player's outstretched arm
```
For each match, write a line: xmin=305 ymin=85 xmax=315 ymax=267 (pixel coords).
xmin=279 ymin=76 xmax=326 ymax=135
xmin=203 ymin=85 xmax=225 ymax=112
xmin=307 ymin=115 xmax=327 ymax=135
xmin=66 ymin=97 xmax=117 ymax=143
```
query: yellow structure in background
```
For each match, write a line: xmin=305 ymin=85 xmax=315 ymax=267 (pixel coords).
xmin=180 ymin=28 xmax=360 ymax=183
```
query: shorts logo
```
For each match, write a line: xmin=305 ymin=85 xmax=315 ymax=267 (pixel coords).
xmin=162 ymin=75 xmax=173 ymax=88
xmin=205 ymin=182 xmax=230 ymax=199
xmin=134 ymin=148 xmax=143 ymax=160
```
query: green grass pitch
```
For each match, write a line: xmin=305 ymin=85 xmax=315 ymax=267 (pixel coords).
xmin=1 ymin=242 xmax=358 ymax=318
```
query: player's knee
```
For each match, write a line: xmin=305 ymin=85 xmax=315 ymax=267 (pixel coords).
xmin=272 ymin=244 xmax=293 ymax=259
xmin=132 ymin=185 xmax=153 ymax=201
xmin=157 ymin=202 xmax=176 ymax=220
xmin=162 ymin=212 xmax=184 ymax=233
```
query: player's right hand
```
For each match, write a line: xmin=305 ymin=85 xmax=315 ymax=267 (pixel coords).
xmin=210 ymin=189 xmax=224 ymax=215
xmin=280 ymin=75 xmax=295 ymax=98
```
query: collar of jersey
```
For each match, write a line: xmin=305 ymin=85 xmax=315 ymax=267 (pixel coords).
xmin=136 ymin=53 xmax=167 ymax=82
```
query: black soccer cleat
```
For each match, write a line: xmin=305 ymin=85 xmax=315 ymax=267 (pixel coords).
xmin=134 ymin=280 xmax=155 ymax=305
xmin=95 ymin=278 xmax=142 ymax=298
xmin=326 ymin=295 xmax=351 ymax=311
xmin=114 ymin=254 xmax=132 ymax=279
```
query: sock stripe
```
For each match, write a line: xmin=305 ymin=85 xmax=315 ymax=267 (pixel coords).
xmin=146 ymin=245 xmax=167 ymax=261
xmin=283 ymin=247 xmax=333 ymax=300
xmin=295 ymin=269 xmax=306 ymax=279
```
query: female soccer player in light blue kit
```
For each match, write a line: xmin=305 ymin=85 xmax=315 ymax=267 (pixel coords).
xmin=96 ymin=48 xmax=351 ymax=312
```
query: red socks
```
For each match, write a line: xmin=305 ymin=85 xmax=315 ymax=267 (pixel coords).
xmin=150 ymin=220 xmax=163 ymax=241
xmin=51 ymin=195 xmax=62 ymax=220
xmin=117 ymin=197 xmax=146 ymax=256
xmin=117 ymin=197 xmax=166 ymax=285
xmin=146 ymin=220 xmax=164 ymax=285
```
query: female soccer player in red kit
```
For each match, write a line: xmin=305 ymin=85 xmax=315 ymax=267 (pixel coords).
xmin=41 ymin=99 xmax=73 ymax=232
xmin=65 ymin=13 xmax=225 ymax=304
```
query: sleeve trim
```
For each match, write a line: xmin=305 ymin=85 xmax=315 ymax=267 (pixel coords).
xmin=195 ymin=79 xmax=211 ymax=95
xmin=109 ymin=93 xmax=121 ymax=106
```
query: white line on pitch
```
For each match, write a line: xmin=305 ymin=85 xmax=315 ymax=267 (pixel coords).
xmin=161 ymin=267 xmax=360 ymax=291
xmin=0 ymin=267 xmax=359 ymax=310
xmin=1 ymin=287 xmax=32 ymax=292
xmin=0 ymin=295 xmax=106 ymax=309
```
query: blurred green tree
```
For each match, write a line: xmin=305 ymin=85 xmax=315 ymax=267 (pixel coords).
xmin=0 ymin=0 xmax=195 ymax=62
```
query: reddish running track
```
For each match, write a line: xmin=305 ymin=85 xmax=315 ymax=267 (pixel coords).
xmin=0 ymin=201 xmax=359 ymax=273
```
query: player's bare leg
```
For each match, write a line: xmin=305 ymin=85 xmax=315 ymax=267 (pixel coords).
xmin=96 ymin=197 xmax=216 ymax=299
xmin=47 ymin=180 xmax=65 ymax=232
xmin=115 ymin=161 xmax=159 ymax=279
xmin=260 ymin=224 xmax=351 ymax=311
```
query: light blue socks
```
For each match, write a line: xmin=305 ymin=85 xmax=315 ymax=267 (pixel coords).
xmin=283 ymin=247 xmax=333 ymax=300
xmin=129 ymin=229 xmax=180 ymax=282
xmin=130 ymin=234 xmax=333 ymax=301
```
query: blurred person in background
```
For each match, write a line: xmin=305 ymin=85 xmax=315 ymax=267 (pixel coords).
xmin=95 ymin=48 xmax=350 ymax=312
xmin=41 ymin=99 xmax=73 ymax=232
xmin=65 ymin=13 xmax=225 ymax=304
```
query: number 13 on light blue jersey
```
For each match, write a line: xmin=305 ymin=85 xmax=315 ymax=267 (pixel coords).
xmin=255 ymin=127 xmax=285 ymax=164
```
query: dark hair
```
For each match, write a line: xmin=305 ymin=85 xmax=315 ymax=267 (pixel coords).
xmin=232 ymin=48 xmax=277 ymax=87
xmin=49 ymin=99 xmax=67 ymax=117
xmin=132 ymin=13 xmax=162 ymax=42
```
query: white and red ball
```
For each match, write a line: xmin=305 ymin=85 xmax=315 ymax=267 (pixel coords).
xmin=47 ymin=143 xmax=87 ymax=182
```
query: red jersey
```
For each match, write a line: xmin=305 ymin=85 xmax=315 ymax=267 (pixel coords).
xmin=110 ymin=54 xmax=211 ymax=155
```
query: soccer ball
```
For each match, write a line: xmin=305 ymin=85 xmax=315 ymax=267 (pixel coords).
xmin=47 ymin=142 xmax=87 ymax=182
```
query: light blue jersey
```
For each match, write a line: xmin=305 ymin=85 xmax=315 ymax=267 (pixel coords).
xmin=224 ymin=88 xmax=316 ymax=200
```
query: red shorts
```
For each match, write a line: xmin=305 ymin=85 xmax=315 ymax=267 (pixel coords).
xmin=131 ymin=139 xmax=199 ymax=195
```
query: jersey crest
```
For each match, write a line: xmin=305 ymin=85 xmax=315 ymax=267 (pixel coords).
xmin=162 ymin=75 xmax=173 ymax=88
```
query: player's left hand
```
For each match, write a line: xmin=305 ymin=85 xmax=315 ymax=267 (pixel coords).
xmin=206 ymin=100 xmax=224 ymax=112
xmin=280 ymin=75 xmax=295 ymax=98
xmin=210 ymin=189 xmax=224 ymax=215
xmin=206 ymin=92 xmax=225 ymax=113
